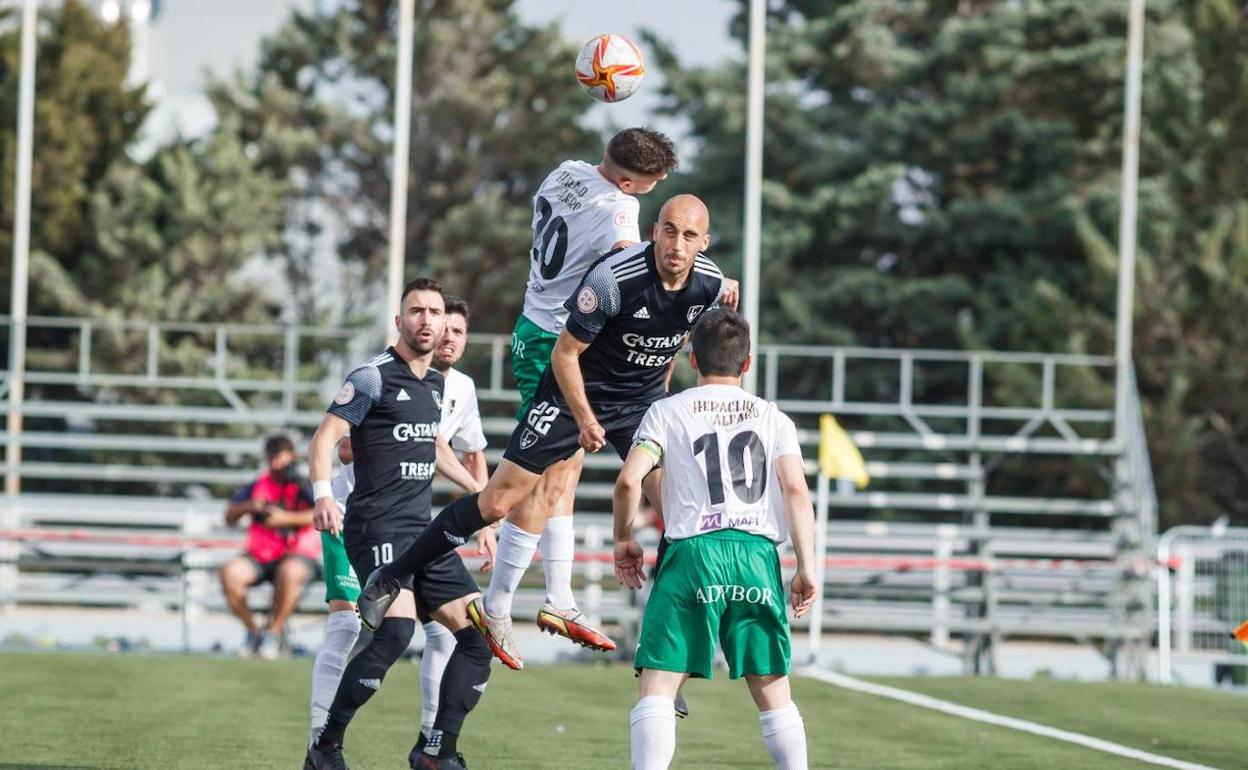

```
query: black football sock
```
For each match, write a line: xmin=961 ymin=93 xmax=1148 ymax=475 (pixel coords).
xmin=317 ymin=617 xmax=416 ymax=746
xmin=386 ymin=494 xmax=487 ymax=579
xmin=426 ymin=626 xmax=492 ymax=757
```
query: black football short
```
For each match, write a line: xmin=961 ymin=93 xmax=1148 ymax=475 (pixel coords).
xmin=344 ymin=516 xmax=480 ymax=620
xmin=503 ymin=392 xmax=652 ymax=474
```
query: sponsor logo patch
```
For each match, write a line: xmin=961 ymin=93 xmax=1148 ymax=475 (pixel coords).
xmin=396 ymin=388 xmax=410 ymax=401
xmin=359 ymin=678 xmax=381 ymax=691
xmin=334 ymin=381 xmax=355 ymax=405
xmin=613 ymin=209 xmax=637 ymax=228
xmin=577 ymin=286 xmax=598 ymax=314
xmin=520 ymin=428 xmax=539 ymax=450
xmin=632 ymin=306 xmax=651 ymax=319
xmin=687 ymin=304 xmax=705 ymax=323
xmin=698 ymin=512 xmax=723 ymax=532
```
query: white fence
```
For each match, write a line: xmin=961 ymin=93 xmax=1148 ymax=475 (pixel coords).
xmin=1157 ymin=525 xmax=1248 ymax=683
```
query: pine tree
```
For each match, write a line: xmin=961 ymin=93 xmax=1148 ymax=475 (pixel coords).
xmin=208 ymin=0 xmax=599 ymax=330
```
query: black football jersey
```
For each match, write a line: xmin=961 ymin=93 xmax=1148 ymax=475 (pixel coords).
xmin=327 ymin=347 xmax=444 ymax=525
xmin=553 ymin=241 xmax=724 ymax=404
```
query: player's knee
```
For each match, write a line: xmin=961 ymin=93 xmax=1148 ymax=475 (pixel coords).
xmin=371 ymin=617 xmax=417 ymax=667
xmin=453 ymin=624 xmax=491 ymax=664
xmin=476 ymin=492 xmax=508 ymax=522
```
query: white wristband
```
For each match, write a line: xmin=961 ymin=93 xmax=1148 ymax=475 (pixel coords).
xmin=312 ymin=480 xmax=334 ymax=501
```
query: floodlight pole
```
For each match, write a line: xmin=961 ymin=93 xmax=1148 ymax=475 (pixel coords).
xmin=385 ymin=0 xmax=416 ymax=338
xmin=1114 ymin=0 xmax=1144 ymax=444
xmin=6 ymin=0 xmax=38 ymax=498
xmin=741 ymin=0 xmax=765 ymax=394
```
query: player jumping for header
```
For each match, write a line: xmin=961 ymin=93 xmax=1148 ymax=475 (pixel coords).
xmin=357 ymin=194 xmax=729 ymax=672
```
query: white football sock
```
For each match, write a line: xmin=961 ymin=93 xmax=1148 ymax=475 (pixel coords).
xmin=419 ymin=620 xmax=457 ymax=738
xmin=630 ymin=695 xmax=677 ymax=770
xmin=484 ymin=521 xmax=541 ymax=618
xmin=759 ymin=702 xmax=808 ymax=770
xmin=309 ymin=610 xmax=360 ymax=746
xmin=539 ymin=514 xmax=577 ymax=609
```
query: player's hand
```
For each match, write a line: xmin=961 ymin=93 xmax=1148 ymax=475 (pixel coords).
xmin=790 ymin=568 xmax=817 ymax=618
xmin=313 ymin=497 xmax=342 ymax=536
xmin=578 ymin=419 xmax=607 ymax=453
xmin=614 ymin=538 xmax=646 ymax=590
xmin=475 ymin=526 xmax=497 ymax=572
xmin=721 ymin=278 xmax=740 ymax=310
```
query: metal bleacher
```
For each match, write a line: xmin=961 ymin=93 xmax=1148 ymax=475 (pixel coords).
xmin=0 ymin=316 xmax=1157 ymax=676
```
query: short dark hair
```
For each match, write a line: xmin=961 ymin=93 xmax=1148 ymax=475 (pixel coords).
xmin=264 ymin=434 xmax=294 ymax=459
xmin=690 ymin=309 xmax=751 ymax=377
xmin=444 ymin=295 xmax=471 ymax=323
xmin=607 ymin=128 xmax=678 ymax=176
xmin=400 ymin=277 xmax=445 ymax=308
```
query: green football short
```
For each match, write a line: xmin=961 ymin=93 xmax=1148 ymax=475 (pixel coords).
xmin=635 ymin=528 xmax=791 ymax=680
xmin=510 ymin=314 xmax=560 ymax=421
xmin=321 ymin=530 xmax=361 ymax=603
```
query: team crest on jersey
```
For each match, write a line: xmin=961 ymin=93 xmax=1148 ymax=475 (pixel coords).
xmin=334 ymin=381 xmax=355 ymax=405
xmin=577 ymin=286 xmax=598 ymax=314
xmin=613 ymin=209 xmax=637 ymax=228
xmin=520 ymin=428 xmax=540 ymax=450
xmin=687 ymin=304 xmax=705 ymax=323
xmin=431 ymin=389 xmax=443 ymax=411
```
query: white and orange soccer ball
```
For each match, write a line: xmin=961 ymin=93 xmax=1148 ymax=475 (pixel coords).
xmin=575 ymin=34 xmax=646 ymax=103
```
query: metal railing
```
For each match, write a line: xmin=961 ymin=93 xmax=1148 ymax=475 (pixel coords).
xmin=0 ymin=317 xmax=1159 ymax=674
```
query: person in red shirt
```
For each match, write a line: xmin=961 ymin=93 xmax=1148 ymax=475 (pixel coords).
xmin=220 ymin=435 xmax=321 ymax=658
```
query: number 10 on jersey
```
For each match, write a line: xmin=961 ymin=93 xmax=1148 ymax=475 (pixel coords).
xmin=692 ymin=430 xmax=767 ymax=506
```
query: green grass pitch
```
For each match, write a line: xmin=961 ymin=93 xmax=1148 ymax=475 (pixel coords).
xmin=2 ymin=652 xmax=1245 ymax=769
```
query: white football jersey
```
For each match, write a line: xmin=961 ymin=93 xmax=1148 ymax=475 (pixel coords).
xmin=331 ymin=462 xmax=355 ymax=510
xmin=332 ymin=366 xmax=484 ymax=512
xmin=440 ymin=367 xmax=487 ymax=453
xmin=521 ymin=160 xmax=641 ymax=333
xmin=634 ymin=384 xmax=804 ymax=544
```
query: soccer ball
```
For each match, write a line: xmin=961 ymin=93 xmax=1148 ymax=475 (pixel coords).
xmin=575 ymin=34 xmax=646 ymax=103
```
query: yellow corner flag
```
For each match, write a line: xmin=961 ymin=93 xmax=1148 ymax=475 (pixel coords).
xmin=818 ymin=414 xmax=869 ymax=489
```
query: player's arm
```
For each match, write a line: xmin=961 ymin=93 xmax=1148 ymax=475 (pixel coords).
xmin=719 ymin=278 xmax=740 ymax=310
xmin=461 ymin=450 xmax=488 ymax=487
xmin=776 ymin=452 xmax=818 ymax=618
xmin=550 ymin=330 xmax=606 ymax=452
xmin=613 ymin=441 xmax=661 ymax=589
xmin=309 ymin=413 xmax=351 ymax=536
xmin=435 ymin=434 xmax=484 ymax=495
xmin=558 ymin=263 xmax=623 ymax=452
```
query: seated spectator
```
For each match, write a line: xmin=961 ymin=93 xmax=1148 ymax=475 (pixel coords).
xmin=220 ymin=434 xmax=321 ymax=658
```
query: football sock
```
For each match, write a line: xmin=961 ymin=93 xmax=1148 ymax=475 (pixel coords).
xmin=630 ymin=695 xmax=677 ymax=770
xmin=385 ymin=494 xmax=487 ymax=579
xmin=427 ymin=627 xmax=492 ymax=758
xmin=309 ymin=610 xmax=361 ymax=747
xmin=317 ymin=617 xmax=415 ymax=747
xmin=419 ymin=620 xmax=457 ymax=739
xmin=539 ymin=514 xmax=577 ymax=609
xmin=759 ymin=702 xmax=808 ymax=770
xmin=485 ymin=521 xmax=541 ymax=618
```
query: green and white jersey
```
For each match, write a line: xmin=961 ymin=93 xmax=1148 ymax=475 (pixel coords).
xmin=634 ymin=384 xmax=803 ymax=544
xmin=522 ymin=160 xmax=641 ymax=334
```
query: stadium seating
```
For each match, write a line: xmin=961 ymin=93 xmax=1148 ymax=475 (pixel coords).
xmin=0 ymin=317 xmax=1157 ymax=676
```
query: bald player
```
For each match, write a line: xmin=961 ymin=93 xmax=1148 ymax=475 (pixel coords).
xmin=358 ymin=195 xmax=731 ymax=670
